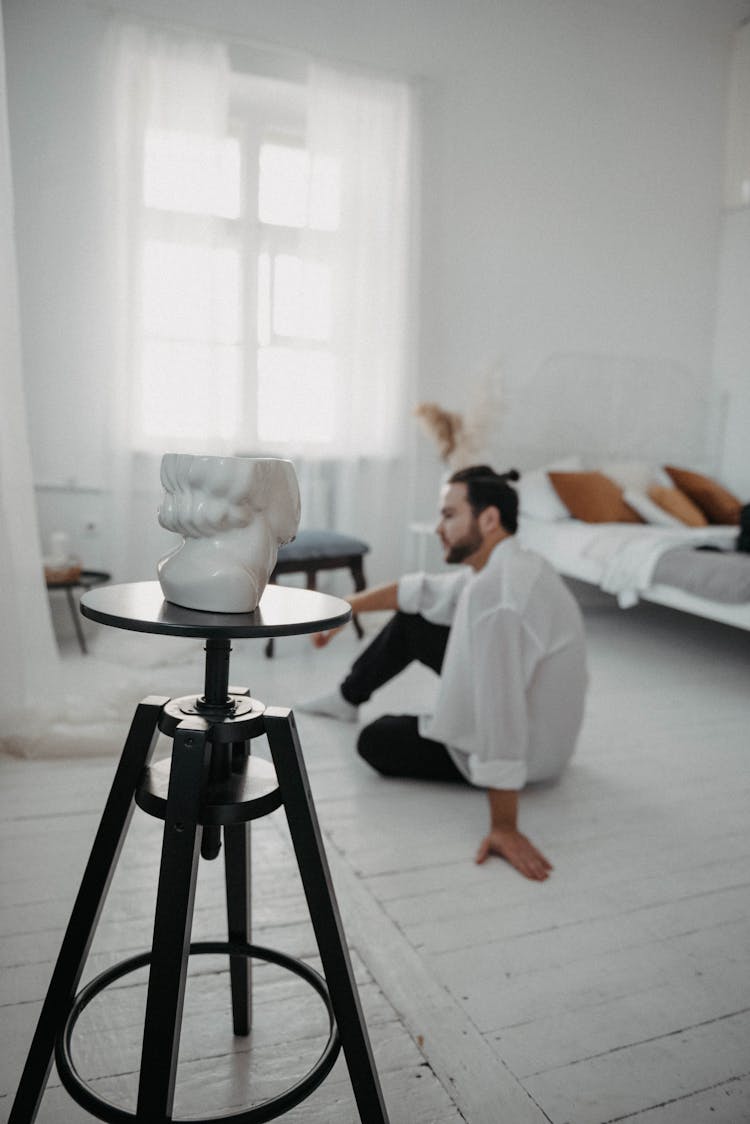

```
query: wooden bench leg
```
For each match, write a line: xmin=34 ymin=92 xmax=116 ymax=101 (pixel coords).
xmin=349 ymin=557 xmax=366 ymax=639
xmin=266 ymin=556 xmax=369 ymax=652
xmin=266 ymin=569 xmax=318 ymax=658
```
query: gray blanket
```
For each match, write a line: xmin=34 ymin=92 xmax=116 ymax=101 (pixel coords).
xmin=652 ymin=546 xmax=750 ymax=604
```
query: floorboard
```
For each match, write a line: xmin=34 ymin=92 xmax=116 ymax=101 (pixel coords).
xmin=1 ymin=593 xmax=749 ymax=1122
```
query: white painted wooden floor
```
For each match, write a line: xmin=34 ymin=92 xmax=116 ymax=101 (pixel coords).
xmin=2 ymin=585 xmax=749 ymax=1123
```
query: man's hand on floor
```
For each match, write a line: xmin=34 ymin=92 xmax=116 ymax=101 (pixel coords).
xmin=475 ymin=827 xmax=553 ymax=881
xmin=311 ymin=624 xmax=346 ymax=648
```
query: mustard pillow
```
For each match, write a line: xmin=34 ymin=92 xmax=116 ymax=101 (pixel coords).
xmin=547 ymin=472 xmax=642 ymax=523
xmin=664 ymin=466 xmax=742 ymax=525
xmin=647 ymin=485 xmax=707 ymax=527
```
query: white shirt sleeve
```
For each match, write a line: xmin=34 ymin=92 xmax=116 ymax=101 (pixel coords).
xmin=465 ymin=605 xmax=537 ymax=791
xmin=397 ymin=569 xmax=469 ymax=626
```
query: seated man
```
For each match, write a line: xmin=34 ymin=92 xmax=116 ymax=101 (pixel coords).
xmin=299 ymin=465 xmax=588 ymax=881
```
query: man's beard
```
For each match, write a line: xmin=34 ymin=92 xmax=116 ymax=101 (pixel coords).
xmin=443 ymin=526 xmax=482 ymax=564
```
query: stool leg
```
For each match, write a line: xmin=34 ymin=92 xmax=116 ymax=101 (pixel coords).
xmin=264 ymin=708 xmax=390 ymax=1124
xmin=350 ymin=557 xmax=366 ymax=639
xmin=9 ymin=696 xmax=168 ymax=1124
xmin=224 ymin=818 xmax=252 ymax=1035
xmin=137 ymin=721 xmax=212 ymax=1121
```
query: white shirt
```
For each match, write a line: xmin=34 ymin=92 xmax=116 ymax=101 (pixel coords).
xmin=397 ymin=537 xmax=588 ymax=790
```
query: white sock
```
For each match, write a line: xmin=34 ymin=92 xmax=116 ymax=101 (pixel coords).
xmin=296 ymin=687 xmax=359 ymax=722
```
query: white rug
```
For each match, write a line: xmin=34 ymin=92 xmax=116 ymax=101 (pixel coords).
xmin=1 ymin=614 xmax=421 ymax=760
xmin=2 ymin=629 xmax=206 ymax=759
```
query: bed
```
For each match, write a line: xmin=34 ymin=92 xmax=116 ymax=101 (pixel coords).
xmin=519 ymin=513 xmax=750 ymax=631
xmin=500 ymin=354 xmax=750 ymax=631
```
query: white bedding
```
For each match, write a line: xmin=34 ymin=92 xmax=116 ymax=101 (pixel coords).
xmin=519 ymin=518 xmax=739 ymax=608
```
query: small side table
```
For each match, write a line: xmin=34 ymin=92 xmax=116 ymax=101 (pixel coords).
xmin=10 ymin=582 xmax=390 ymax=1124
xmin=45 ymin=569 xmax=111 ymax=654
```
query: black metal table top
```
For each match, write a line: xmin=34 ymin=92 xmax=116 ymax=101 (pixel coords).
xmin=80 ymin=581 xmax=352 ymax=639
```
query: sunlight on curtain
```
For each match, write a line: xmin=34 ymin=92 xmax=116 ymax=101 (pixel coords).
xmin=1 ymin=15 xmax=200 ymax=758
xmin=286 ymin=64 xmax=416 ymax=583
xmin=108 ymin=25 xmax=235 ymax=579
xmin=302 ymin=62 xmax=413 ymax=459
xmin=0 ymin=9 xmax=61 ymax=748
xmin=109 ymin=26 xmax=417 ymax=584
xmin=115 ymin=29 xmax=237 ymax=453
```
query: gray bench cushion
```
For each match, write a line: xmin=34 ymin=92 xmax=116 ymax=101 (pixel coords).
xmin=277 ymin=530 xmax=370 ymax=563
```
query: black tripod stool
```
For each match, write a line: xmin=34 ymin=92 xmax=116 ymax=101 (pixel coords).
xmin=10 ymin=581 xmax=390 ymax=1124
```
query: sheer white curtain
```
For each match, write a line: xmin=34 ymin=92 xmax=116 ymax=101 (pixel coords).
xmin=725 ymin=20 xmax=750 ymax=209
xmin=1 ymin=16 xmax=194 ymax=758
xmin=108 ymin=24 xmax=234 ymax=580
xmin=296 ymin=63 xmax=416 ymax=582
xmin=304 ymin=62 xmax=412 ymax=458
xmin=0 ymin=9 xmax=61 ymax=750
xmin=107 ymin=28 xmax=416 ymax=585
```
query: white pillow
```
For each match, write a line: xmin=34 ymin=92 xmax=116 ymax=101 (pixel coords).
xmin=516 ymin=456 xmax=582 ymax=521
xmin=600 ymin=461 xmax=670 ymax=492
xmin=623 ymin=488 xmax=683 ymax=527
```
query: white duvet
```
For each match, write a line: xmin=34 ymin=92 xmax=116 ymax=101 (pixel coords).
xmin=519 ymin=518 xmax=739 ymax=607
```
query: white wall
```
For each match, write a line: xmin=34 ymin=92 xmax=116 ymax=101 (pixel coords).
xmin=715 ymin=208 xmax=750 ymax=498
xmin=715 ymin=23 xmax=750 ymax=501
xmin=3 ymin=0 xmax=749 ymax=569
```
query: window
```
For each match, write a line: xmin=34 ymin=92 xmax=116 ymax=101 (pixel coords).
xmin=137 ymin=81 xmax=340 ymax=451
xmin=127 ymin=40 xmax=412 ymax=458
xmin=249 ymin=120 xmax=343 ymax=449
xmin=138 ymin=128 xmax=243 ymax=443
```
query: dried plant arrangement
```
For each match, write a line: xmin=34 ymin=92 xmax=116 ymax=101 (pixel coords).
xmin=414 ymin=373 xmax=504 ymax=469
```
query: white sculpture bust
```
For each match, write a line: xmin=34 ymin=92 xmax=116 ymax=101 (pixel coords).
xmin=157 ymin=454 xmax=301 ymax=613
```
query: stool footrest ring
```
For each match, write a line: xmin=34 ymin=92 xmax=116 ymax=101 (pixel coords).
xmin=55 ymin=940 xmax=341 ymax=1124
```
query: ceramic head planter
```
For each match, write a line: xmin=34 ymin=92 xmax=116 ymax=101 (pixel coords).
xmin=157 ymin=455 xmax=301 ymax=613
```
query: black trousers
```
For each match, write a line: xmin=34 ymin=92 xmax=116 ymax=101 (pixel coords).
xmin=341 ymin=612 xmax=468 ymax=784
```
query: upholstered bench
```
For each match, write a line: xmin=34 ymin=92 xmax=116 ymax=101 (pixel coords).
xmin=266 ymin=530 xmax=370 ymax=656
